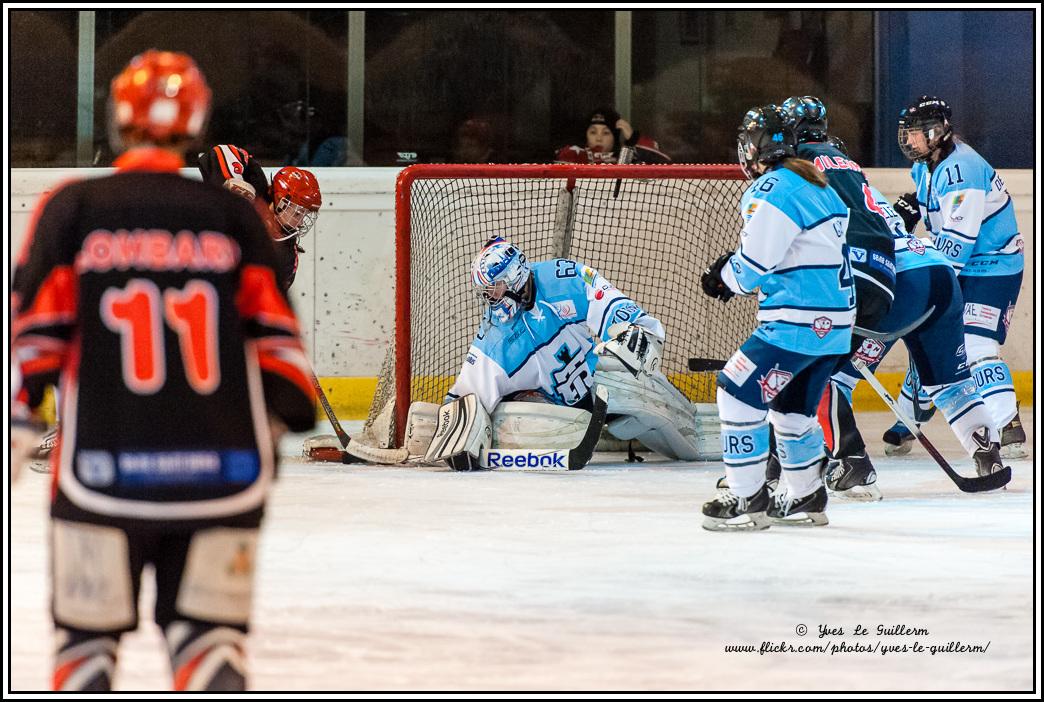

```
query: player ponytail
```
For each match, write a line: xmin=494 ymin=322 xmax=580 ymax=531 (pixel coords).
xmin=781 ymin=157 xmax=828 ymax=187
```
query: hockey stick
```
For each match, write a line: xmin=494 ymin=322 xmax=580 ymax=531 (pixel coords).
xmin=310 ymin=374 xmax=352 ymax=449
xmin=851 ymin=358 xmax=1010 ymax=493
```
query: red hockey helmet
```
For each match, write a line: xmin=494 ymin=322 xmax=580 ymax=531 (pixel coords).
xmin=271 ymin=167 xmax=322 ymax=240
xmin=109 ymin=50 xmax=211 ymax=148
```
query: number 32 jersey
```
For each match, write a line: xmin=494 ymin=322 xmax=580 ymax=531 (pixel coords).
xmin=446 ymin=259 xmax=664 ymax=414
xmin=11 ymin=148 xmax=316 ymax=522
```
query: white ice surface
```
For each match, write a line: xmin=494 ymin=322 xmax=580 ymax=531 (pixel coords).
xmin=7 ymin=413 xmax=1036 ymax=692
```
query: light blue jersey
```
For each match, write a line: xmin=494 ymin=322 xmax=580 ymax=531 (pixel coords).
xmin=720 ymin=165 xmax=855 ymax=356
xmin=865 ymin=184 xmax=950 ymax=273
xmin=910 ymin=142 xmax=1023 ymax=277
xmin=447 ymin=259 xmax=663 ymax=414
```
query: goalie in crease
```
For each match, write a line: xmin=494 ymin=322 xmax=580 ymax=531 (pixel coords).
xmin=415 ymin=237 xmax=706 ymax=470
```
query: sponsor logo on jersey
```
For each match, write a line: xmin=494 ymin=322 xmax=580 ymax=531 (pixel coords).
xmin=581 ymin=266 xmax=597 ymax=285
xmin=757 ymin=368 xmax=793 ymax=403
xmin=232 ymin=162 xmax=243 ymax=174
xmin=551 ymin=300 xmax=577 ymax=319
xmin=466 ymin=353 xmax=477 ymax=365
xmin=964 ymin=303 xmax=1001 ymax=331
xmin=76 ymin=450 xmax=117 ymax=487
xmin=854 ymin=338 xmax=885 ymax=364
xmin=956 ymin=343 xmax=967 ymax=371
xmin=812 ymin=316 xmax=833 ymax=338
xmin=722 ymin=350 xmax=756 ymax=387
xmin=951 ymin=193 xmax=965 ymax=211
xmin=870 ymin=251 xmax=896 ymax=275
xmin=1004 ymin=304 xmax=1015 ymax=331
xmin=907 ymin=238 xmax=926 ymax=255
xmin=849 ymin=247 xmax=868 ymax=263
xmin=744 ymin=202 xmax=759 ymax=220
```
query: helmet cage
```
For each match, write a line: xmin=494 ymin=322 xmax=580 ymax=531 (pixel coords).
xmin=273 ymin=198 xmax=318 ymax=241
xmin=897 ymin=118 xmax=949 ymax=162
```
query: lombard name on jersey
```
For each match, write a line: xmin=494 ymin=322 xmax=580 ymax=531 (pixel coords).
xmin=911 ymin=142 xmax=1022 ymax=277
xmin=728 ymin=167 xmax=854 ymax=356
xmin=447 ymin=259 xmax=663 ymax=414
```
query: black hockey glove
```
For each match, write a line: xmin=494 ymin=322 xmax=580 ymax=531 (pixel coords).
xmin=893 ymin=192 xmax=922 ymax=234
xmin=701 ymin=252 xmax=736 ymax=302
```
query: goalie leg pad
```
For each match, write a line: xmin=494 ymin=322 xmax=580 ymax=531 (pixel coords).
xmin=491 ymin=401 xmax=593 ymax=449
xmin=597 ymin=369 xmax=711 ymax=461
xmin=404 ymin=401 xmax=440 ymax=456
xmin=425 ymin=394 xmax=492 ymax=470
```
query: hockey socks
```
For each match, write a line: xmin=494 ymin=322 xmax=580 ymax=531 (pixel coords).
xmin=970 ymin=357 xmax=1018 ymax=429
xmin=720 ymin=419 xmax=771 ymax=499
xmin=926 ymin=378 xmax=997 ymax=457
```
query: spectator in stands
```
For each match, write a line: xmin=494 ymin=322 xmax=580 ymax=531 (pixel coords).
xmin=555 ymin=107 xmax=670 ymax=164
xmin=452 ymin=116 xmax=498 ymax=163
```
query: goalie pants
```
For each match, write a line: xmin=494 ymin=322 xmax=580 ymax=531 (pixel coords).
xmin=49 ymin=503 xmax=262 ymax=691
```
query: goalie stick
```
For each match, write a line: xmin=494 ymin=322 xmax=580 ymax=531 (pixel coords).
xmin=851 ymin=358 xmax=1010 ymax=493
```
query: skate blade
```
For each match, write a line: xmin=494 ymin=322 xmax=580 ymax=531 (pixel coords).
xmin=768 ymin=512 xmax=829 ymax=527
xmin=702 ymin=512 xmax=771 ymax=532
xmin=883 ymin=441 xmax=913 ymax=457
xmin=829 ymin=483 xmax=882 ymax=502
xmin=999 ymin=442 xmax=1028 ymax=460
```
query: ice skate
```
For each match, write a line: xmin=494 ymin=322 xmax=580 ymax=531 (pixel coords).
xmin=999 ymin=406 xmax=1027 ymax=459
xmin=825 ymin=452 xmax=882 ymax=501
xmin=702 ymin=482 xmax=771 ymax=532
xmin=767 ymin=484 xmax=829 ymax=526
xmin=882 ymin=420 xmax=915 ymax=456
xmin=971 ymin=429 xmax=1007 ymax=479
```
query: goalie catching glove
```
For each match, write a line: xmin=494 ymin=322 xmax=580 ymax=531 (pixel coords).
xmin=700 ymin=252 xmax=736 ymax=302
xmin=596 ymin=322 xmax=663 ymax=378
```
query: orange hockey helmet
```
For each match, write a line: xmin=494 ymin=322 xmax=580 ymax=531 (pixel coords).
xmin=109 ymin=50 xmax=211 ymax=148
xmin=271 ymin=167 xmax=322 ymax=240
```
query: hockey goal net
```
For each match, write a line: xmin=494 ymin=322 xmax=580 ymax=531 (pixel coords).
xmin=363 ymin=163 xmax=756 ymax=449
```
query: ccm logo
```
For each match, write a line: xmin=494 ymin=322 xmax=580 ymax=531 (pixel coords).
xmin=485 ymin=451 xmax=566 ymax=468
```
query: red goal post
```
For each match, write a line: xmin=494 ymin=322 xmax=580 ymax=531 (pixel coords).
xmin=382 ymin=163 xmax=755 ymax=448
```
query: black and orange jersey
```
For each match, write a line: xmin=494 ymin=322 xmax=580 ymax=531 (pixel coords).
xmin=198 ymin=144 xmax=300 ymax=291
xmin=198 ymin=144 xmax=272 ymax=203
xmin=12 ymin=147 xmax=316 ymax=522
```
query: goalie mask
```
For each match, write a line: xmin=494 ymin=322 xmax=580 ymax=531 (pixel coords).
xmin=271 ymin=167 xmax=322 ymax=241
xmin=781 ymin=95 xmax=828 ymax=144
xmin=736 ymin=105 xmax=796 ymax=180
xmin=471 ymin=238 xmax=534 ymax=324
xmin=897 ymin=95 xmax=952 ymax=162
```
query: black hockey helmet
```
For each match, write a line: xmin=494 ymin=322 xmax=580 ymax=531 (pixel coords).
xmin=897 ymin=95 xmax=952 ymax=161
xmin=737 ymin=105 xmax=796 ymax=179
xmin=782 ymin=95 xmax=829 ymax=143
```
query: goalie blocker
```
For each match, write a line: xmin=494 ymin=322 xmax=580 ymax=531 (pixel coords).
xmin=422 ymin=386 xmax=609 ymax=471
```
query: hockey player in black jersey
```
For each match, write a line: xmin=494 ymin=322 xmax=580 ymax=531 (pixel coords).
xmin=779 ymin=96 xmax=899 ymax=496
xmin=198 ymin=144 xmax=322 ymax=292
xmin=11 ymin=50 xmax=316 ymax=692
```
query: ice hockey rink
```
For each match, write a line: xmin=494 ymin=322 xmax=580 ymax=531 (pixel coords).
xmin=8 ymin=412 xmax=1035 ymax=692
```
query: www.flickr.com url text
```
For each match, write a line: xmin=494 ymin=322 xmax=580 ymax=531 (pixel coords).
xmin=724 ymin=640 xmax=991 ymax=656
